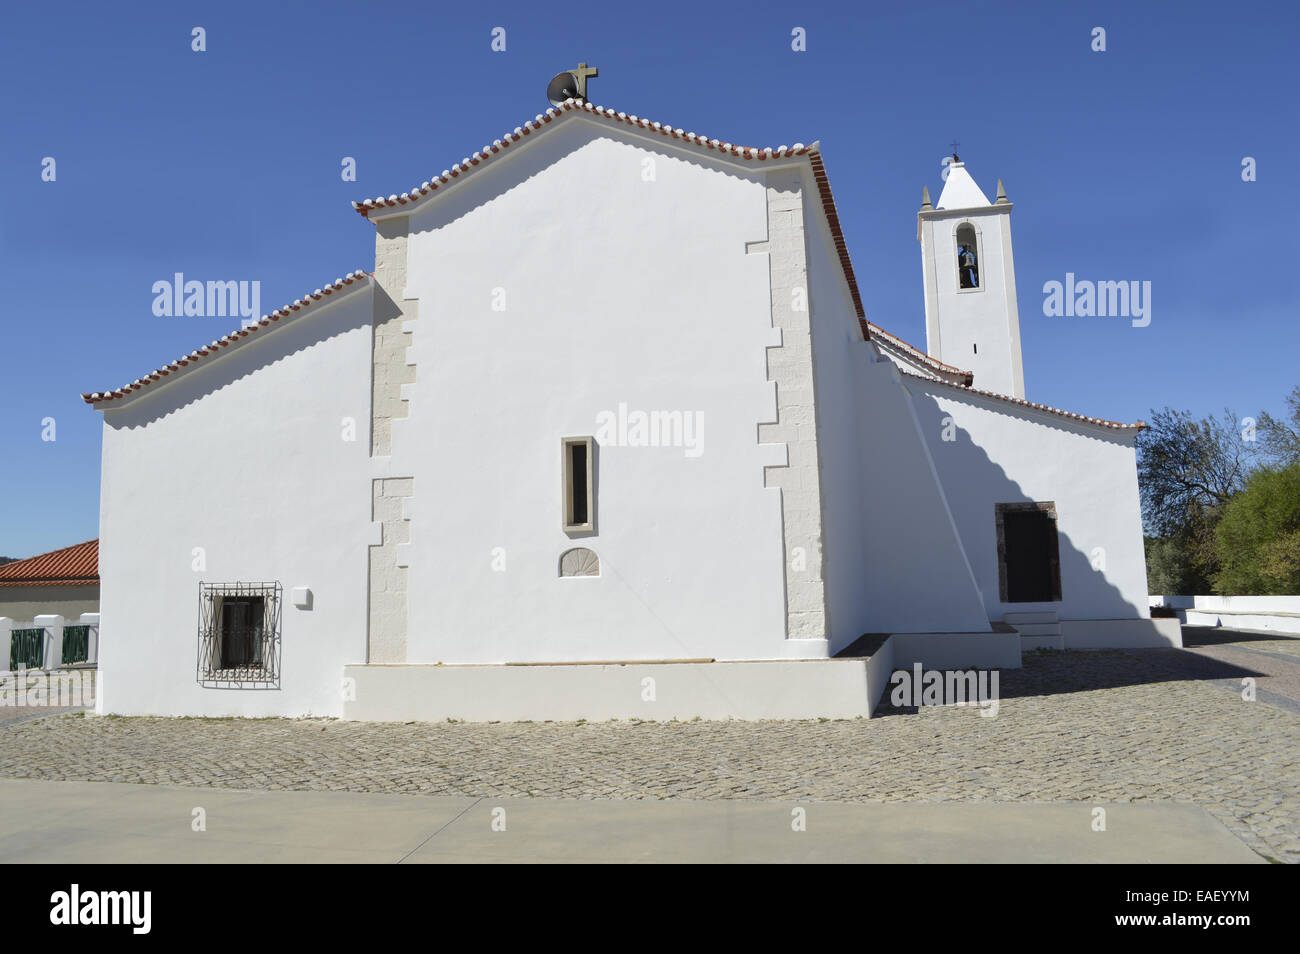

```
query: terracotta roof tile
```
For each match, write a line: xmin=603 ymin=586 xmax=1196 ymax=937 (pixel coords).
xmin=900 ymin=369 xmax=1145 ymax=431
xmin=868 ymin=324 xmax=973 ymax=384
xmin=0 ymin=540 xmax=98 ymax=587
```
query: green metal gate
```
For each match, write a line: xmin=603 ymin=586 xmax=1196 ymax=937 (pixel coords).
xmin=10 ymin=628 xmax=45 ymax=669
xmin=62 ymin=625 xmax=90 ymax=665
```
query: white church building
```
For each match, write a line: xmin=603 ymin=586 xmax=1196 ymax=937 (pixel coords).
xmin=84 ymin=94 xmax=1179 ymax=722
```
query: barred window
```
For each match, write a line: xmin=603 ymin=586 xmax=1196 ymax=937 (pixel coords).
xmin=197 ymin=582 xmax=281 ymax=688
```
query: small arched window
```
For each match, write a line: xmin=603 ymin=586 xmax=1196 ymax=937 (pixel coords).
xmin=956 ymin=223 xmax=980 ymax=289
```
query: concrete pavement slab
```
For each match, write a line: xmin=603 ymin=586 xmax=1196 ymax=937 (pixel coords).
xmin=0 ymin=780 xmax=1263 ymax=863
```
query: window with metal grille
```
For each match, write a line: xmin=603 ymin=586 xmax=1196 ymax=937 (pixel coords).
xmin=197 ymin=582 xmax=281 ymax=687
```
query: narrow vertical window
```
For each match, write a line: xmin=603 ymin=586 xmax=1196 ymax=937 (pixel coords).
xmin=562 ymin=437 xmax=595 ymax=532
xmin=956 ymin=223 xmax=980 ymax=289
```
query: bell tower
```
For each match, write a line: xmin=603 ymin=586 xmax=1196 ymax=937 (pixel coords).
xmin=917 ymin=157 xmax=1025 ymax=398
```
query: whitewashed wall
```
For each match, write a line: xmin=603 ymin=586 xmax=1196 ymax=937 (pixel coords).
xmin=96 ymin=289 xmax=375 ymax=716
xmin=804 ymin=199 xmax=991 ymax=649
xmin=390 ymin=120 xmax=794 ymax=663
xmin=908 ymin=381 xmax=1149 ymax=621
xmin=920 ymin=206 xmax=1024 ymax=398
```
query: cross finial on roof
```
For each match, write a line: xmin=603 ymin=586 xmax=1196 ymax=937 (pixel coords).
xmin=573 ymin=62 xmax=599 ymax=99
xmin=949 ymin=140 xmax=960 ymax=162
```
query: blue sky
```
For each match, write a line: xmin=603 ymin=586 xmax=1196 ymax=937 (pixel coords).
xmin=1 ymin=0 xmax=1296 ymax=558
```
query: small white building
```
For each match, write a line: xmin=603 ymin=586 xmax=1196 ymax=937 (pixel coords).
xmin=83 ymin=98 xmax=1175 ymax=721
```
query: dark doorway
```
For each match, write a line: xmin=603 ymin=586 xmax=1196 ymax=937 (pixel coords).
xmin=996 ymin=503 xmax=1062 ymax=602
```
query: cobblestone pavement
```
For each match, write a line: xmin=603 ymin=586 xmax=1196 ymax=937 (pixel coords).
xmin=1179 ymin=626 xmax=1300 ymax=710
xmin=1 ymin=641 xmax=1297 ymax=862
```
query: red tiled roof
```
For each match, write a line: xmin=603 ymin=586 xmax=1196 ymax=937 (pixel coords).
xmin=867 ymin=323 xmax=973 ymax=384
xmin=81 ymin=272 xmax=372 ymax=406
xmin=0 ymin=540 xmax=99 ymax=588
xmin=900 ymin=369 xmax=1145 ymax=431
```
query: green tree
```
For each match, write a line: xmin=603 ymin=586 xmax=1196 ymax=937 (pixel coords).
xmin=1212 ymin=463 xmax=1300 ymax=595
xmin=1144 ymin=504 xmax=1218 ymax=595
xmin=1136 ymin=407 xmax=1250 ymax=536
xmin=1255 ymin=385 xmax=1300 ymax=468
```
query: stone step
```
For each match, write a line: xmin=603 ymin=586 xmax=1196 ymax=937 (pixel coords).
xmin=1003 ymin=611 xmax=1060 ymax=625
xmin=1012 ymin=622 xmax=1062 ymax=637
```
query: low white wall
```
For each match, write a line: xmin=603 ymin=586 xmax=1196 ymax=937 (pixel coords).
xmin=1149 ymin=595 xmax=1300 ymax=636
xmin=343 ymin=659 xmax=875 ymax=723
xmin=1152 ymin=594 xmax=1300 ymax=613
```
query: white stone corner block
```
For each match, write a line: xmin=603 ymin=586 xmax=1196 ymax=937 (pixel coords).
xmin=290 ymin=587 xmax=313 ymax=610
xmin=79 ymin=613 xmax=101 ymax=666
xmin=757 ymin=443 xmax=789 ymax=469
xmin=35 ymin=614 xmax=65 ymax=671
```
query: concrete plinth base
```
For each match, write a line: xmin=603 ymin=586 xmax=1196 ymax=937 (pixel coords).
xmin=344 ymin=627 xmax=1036 ymax=724
xmin=344 ymin=659 xmax=879 ymax=723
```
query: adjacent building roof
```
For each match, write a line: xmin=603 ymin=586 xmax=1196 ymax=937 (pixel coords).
xmin=867 ymin=323 xmax=973 ymax=385
xmin=0 ymin=540 xmax=99 ymax=588
xmin=82 ymin=272 xmax=372 ymax=406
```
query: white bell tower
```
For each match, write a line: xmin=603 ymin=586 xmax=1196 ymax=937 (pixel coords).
xmin=917 ymin=158 xmax=1025 ymax=398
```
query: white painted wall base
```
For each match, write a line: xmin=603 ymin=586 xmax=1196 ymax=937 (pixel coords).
xmin=888 ymin=632 xmax=1023 ymax=670
xmin=344 ymin=659 xmax=877 ymax=723
xmin=338 ymin=622 xmax=1181 ymax=725
xmin=1060 ymin=618 xmax=1183 ymax=649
